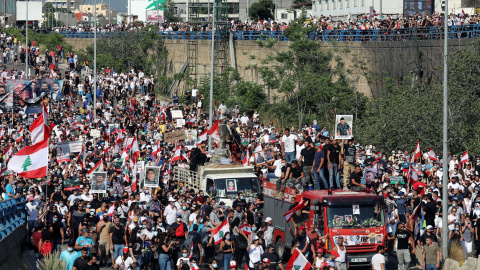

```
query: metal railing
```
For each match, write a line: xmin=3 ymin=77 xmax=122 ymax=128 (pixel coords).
xmin=0 ymin=197 xmax=26 ymax=241
xmin=59 ymin=25 xmax=480 ymax=41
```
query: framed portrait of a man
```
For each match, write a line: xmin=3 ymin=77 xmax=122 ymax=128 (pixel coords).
xmin=334 ymin=115 xmax=353 ymax=140
xmin=144 ymin=166 xmax=160 ymax=188
xmin=254 ymin=151 xmax=265 ymax=166
xmin=226 ymin=179 xmax=237 ymax=192
xmin=91 ymin=172 xmax=107 ymax=193
xmin=263 ymin=148 xmax=274 ymax=163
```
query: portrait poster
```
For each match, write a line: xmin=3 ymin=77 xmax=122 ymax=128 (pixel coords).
xmin=184 ymin=130 xmax=197 ymax=149
xmin=334 ymin=115 xmax=353 ymax=140
xmin=108 ymin=124 xmax=120 ymax=135
xmin=254 ymin=151 xmax=265 ymax=166
xmin=361 ymin=168 xmax=377 ymax=185
xmin=352 ymin=204 xmax=360 ymax=215
xmin=226 ymin=179 xmax=237 ymax=192
xmin=263 ymin=148 xmax=274 ymax=163
xmin=144 ymin=166 xmax=160 ymax=187
xmin=91 ymin=172 xmax=107 ymax=193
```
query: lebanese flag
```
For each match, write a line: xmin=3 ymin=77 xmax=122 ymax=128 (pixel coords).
xmin=87 ymin=159 xmax=103 ymax=175
xmin=242 ymin=151 xmax=249 ymax=167
xmin=128 ymin=137 xmax=140 ymax=163
xmin=13 ymin=128 xmax=24 ymax=143
xmin=102 ymin=97 xmax=111 ymax=109
xmin=103 ymin=147 xmax=110 ymax=162
xmin=115 ymin=130 xmax=124 ymax=144
xmin=196 ymin=130 xmax=208 ymax=145
xmin=410 ymin=140 xmax=420 ymax=163
xmin=375 ymin=152 xmax=382 ymax=160
xmin=7 ymin=139 xmax=48 ymax=178
xmin=171 ymin=145 xmax=185 ymax=162
xmin=460 ymin=151 xmax=469 ymax=164
xmin=284 ymin=199 xmax=305 ymax=222
xmin=151 ymin=140 xmax=161 ymax=158
xmin=4 ymin=145 xmax=12 ymax=161
xmin=107 ymin=205 xmax=115 ymax=217
xmin=160 ymin=108 xmax=167 ymax=122
xmin=30 ymin=106 xmax=49 ymax=145
xmin=407 ymin=164 xmax=418 ymax=183
xmin=207 ymin=119 xmax=220 ymax=143
xmin=286 ymin=248 xmax=311 ymax=270
xmin=210 ymin=219 xmax=230 ymax=244
xmin=120 ymin=150 xmax=129 ymax=167
xmin=462 ymin=9 xmax=466 ymax=17
xmin=185 ymin=117 xmax=195 ymax=125
xmin=129 ymin=98 xmax=135 ymax=118
xmin=78 ymin=147 xmax=85 ymax=169
xmin=71 ymin=122 xmax=84 ymax=130
xmin=429 ymin=148 xmax=438 ymax=162
xmin=240 ymin=224 xmax=252 ymax=235
xmin=0 ymin=129 xmax=5 ymax=140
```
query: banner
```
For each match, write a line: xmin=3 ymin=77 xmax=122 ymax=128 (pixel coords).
xmin=57 ymin=141 xmax=83 ymax=154
xmin=0 ymin=79 xmax=64 ymax=114
xmin=164 ymin=130 xmax=185 ymax=143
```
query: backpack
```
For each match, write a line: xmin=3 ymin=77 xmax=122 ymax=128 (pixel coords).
xmin=182 ymin=232 xmax=196 ymax=250
xmin=175 ymin=223 xmax=185 ymax=238
xmin=40 ymin=240 xmax=53 ymax=256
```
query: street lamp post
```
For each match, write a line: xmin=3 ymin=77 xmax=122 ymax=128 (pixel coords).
xmin=441 ymin=0 xmax=449 ymax=260
xmin=207 ymin=0 xmax=216 ymax=151
xmin=93 ymin=0 xmax=97 ymax=119
xmin=25 ymin=0 xmax=28 ymax=79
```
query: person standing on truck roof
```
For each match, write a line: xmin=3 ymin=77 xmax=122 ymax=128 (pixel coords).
xmin=313 ymin=144 xmax=328 ymax=190
xmin=331 ymin=236 xmax=348 ymax=270
xmin=281 ymin=128 xmax=298 ymax=164
xmin=342 ymin=139 xmax=356 ymax=191
xmin=299 ymin=140 xmax=316 ymax=191
xmin=327 ymin=138 xmax=342 ymax=189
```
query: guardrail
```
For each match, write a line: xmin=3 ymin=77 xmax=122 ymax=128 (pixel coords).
xmin=59 ymin=25 xmax=480 ymax=41
xmin=0 ymin=197 xmax=26 ymax=242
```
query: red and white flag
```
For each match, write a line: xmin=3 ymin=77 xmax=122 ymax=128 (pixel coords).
xmin=13 ymin=128 xmax=24 ymax=143
xmin=210 ymin=219 xmax=230 ymax=244
xmin=242 ymin=151 xmax=249 ymax=167
xmin=460 ymin=151 xmax=469 ymax=164
xmin=410 ymin=140 xmax=420 ymax=163
xmin=207 ymin=119 xmax=220 ymax=143
xmin=171 ymin=145 xmax=186 ymax=162
xmin=240 ymin=224 xmax=252 ymax=235
xmin=375 ymin=152 xmax=382 ymax=160
xmin=87 ymin=159 xmax=104 ymax=175
xmin=128 ymin=137 xmax=140 ymax=163
xmin=429 ymin=148 xmax=438 ymax=162
xmin=115 ymin=129 xmax=124 ymax=144
xmin=71 ymin=122 xmax=84 ymax=130
xmin=7 ymin=139 xmax=48 ymax=178
xmin=0 ymin=129 xmax=5 ymax=140
xmin=196 ymin=130 xmax=208 ymax=145
xmin=284 ymin=199 xmax=305 ymax=222
xmin=4 ymin=145 xmax=12 ymax=161
xmin=30 ymin=106 xmax=49 ymax=145
xmin=407 ymin=164 xmax=418 ymax=183
xmin=286 ymin=248 xmax=311 ymax=270
xmin=107 ymin=205 xmax=115 ymax=217
xmin=102 ymin=97 xmax=111 ymax=109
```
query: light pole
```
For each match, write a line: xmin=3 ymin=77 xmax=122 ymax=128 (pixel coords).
xmin=207 ymin=0 xmax=216 ymax=151
xmin=93 ymin=0 xmax=97 ymax=119
xmin=25 ymin=0 xmax=28 ymax=79
xmin=441 ymin=0 xmax=449 ymax=260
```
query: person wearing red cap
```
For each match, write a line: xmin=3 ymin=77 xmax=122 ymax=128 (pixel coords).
xmin=114 ymin=247 xmax=136 ymax=269
xmin=313 ymin=249 xmax=325 ymax=269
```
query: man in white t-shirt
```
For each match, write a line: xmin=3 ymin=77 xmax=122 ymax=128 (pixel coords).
xmin=191 ymin=87 xmax=198 ymax=102
xmin=164 ymin=197 xmax=178 ymax=226
xmin=281 ymin=128 xmax=297 ymax=164
xmin=26 ymin=196 xmax=40 ymax=230
xmin=114 ymin=247 xmax=136 ymax=269
xmin=371 ymin=245 xmax=385 ymax=270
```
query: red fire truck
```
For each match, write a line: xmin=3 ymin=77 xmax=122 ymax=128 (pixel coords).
xmin=263 ymin=182 xmax=387 ymax=267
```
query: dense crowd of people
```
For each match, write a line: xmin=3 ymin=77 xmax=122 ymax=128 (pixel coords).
xmin=0 ymin=25 xmax=478 ymax=270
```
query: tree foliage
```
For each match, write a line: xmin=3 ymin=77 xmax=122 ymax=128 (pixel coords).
xmin=77 ymin=31 xmax=171 ymax=92
xmin=256 ymin=12 xmax=365 ymax=130
xmin=356 ymin=39 xmax=480 ymax=157
xmin=248 ymin=0 xmax=275 ymax=20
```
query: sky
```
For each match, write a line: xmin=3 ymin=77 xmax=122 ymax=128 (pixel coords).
xmin=84 ymin=0 xmax=128 ymax=12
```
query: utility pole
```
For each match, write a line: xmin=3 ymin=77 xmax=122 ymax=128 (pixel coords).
xmin=207 ymin=0 xmax=216 ymax=151
xmin=25 ymin=0 xmax=28 ymax=79
xmin=93 ymin=0 xmax=97 ymax=119
xmin=441 ymin=0 xmax=449 ymax=260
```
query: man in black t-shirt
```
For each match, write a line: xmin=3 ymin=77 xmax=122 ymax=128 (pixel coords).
xmin=286 ymin=161 xmax=304 ymax=193
xmin=109 ymin=218 xmax=126 ymax=263
xmin=343 ymin=139 xmax=356 ymax=190
xmin=390 ymin=223 xmax=414 ymax=270
xmin=350 ymin=166 xmax=363 ymax=191
xmin=261 ymin=245 xmax=284 ymax=270
xmin=72 ymin=247 xmax=90 ymax=270
xmin=299 ymin=141 xmax=315 ymax=190
xmin=327 ymin=138 xmax=342 ymax=189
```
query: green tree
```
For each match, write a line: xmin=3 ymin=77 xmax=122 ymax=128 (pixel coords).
xmin=22 ymin=156 xmax=32 ymax=171
xmin=248 ymin=0 xmax=275 ymax=20
xmin=256 ymin=12 xmax=365 ymax=129
xmin=43 ymin=2 xmax=65 ymax=29
xmin=162 ymin=0 xmax=181 ymax=22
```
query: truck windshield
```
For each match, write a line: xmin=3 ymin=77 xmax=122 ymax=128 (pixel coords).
xmin=214 ymin=178 xmax=259 ymax=198
xmin=327 ymin=203 xmax=385 ymax=228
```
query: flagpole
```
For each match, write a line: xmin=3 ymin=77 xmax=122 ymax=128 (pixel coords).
xmin=441 ymin=0 xmax=449 ymax=260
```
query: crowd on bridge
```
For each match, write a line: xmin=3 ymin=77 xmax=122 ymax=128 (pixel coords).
xmin=0 ymin=27 xmax=476 ymax=270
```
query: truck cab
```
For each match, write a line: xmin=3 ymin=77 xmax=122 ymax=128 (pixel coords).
xmin=263 ymin=182 xmax=387 ymax=267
